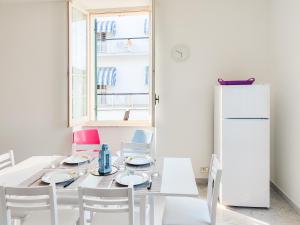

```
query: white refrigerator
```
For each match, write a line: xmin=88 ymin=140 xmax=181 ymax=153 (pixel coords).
xmin=214 ymin=85 xmax=270 ymax=208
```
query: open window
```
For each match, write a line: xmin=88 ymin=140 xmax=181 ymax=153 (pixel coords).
xmin=69 ymin=1 xmax=154 ymax=127
xmin=92 ymin=11 xmax=152 ymax=124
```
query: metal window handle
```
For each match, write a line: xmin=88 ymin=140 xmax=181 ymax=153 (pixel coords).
xmin=155 ymin=94 xmax=160 ymax=105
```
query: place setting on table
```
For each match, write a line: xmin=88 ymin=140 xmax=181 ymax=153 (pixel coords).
xmin=18 ymin=144 xmax=162 ymax=193
xmin=19 ymin=155 xmax=92 ymax=189
xmin=91 ymin=145 xmax=162 ymax=193
xmin=48 ymin=154 xmax=93 ymax=169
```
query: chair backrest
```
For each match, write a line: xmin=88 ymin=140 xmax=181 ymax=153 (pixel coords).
xmin=0 ymin=185 xmax=58 ymax=225
xmin=0 ymin=150 xmax=15 ymax=172
xmin=73 ymin=129 xmax=100 ymax=145
xmin=78 ymin=187 xmax=134 ymax=225
xmin=131 ymin=130 xmax=153 ymax=145
xmin=206 ymin=154 xmax=222 ymax=225
xmin=73 ymin=129 xmax=101 ymax=156
xmin=120 ymin=130 xmax=154 ymax=157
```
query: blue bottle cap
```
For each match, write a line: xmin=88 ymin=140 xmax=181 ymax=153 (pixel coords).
xmin=102 ymin=144 xmax=109 ymax=150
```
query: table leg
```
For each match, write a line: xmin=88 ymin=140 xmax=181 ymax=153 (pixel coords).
xmin=140 ymin=196 xmax=147 ymax=225
xmin=149 ymin=195 xmax=155 ymax=225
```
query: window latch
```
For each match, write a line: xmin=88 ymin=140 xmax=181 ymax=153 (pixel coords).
xmin=155 ymin=94 xmax=160 ymax=105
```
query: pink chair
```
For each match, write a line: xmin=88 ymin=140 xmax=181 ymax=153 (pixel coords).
xmin=73 ymin=129 xmax=100 ymax=145
xmin=72 ymin=129 xmax=101 ymax=155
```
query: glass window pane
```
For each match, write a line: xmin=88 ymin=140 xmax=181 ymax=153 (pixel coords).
xmin=95 ymin=13 xmax=151 ymax=122
xmin=72 ymin=8 xmax=88 ymax=120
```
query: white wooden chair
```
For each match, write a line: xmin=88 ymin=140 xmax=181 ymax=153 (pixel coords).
xmin=162 ymin=155 xmax=222 ymax=225
xmin=0 ymin=150 xmax=15 ymax=172
xmin=120 ymin=130 xmax=154 ymax=158
xmin=78 ymin=186 xmax=136 ymax=225
xmin=0 ymin=185 xmax=79 ymax=225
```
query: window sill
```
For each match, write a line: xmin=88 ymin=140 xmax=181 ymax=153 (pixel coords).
xmin=83 ymin=120 xmax=153 ymax=127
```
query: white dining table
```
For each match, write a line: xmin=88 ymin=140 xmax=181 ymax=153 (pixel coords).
xmin=0 ymin=156 xmax=198 ymax=225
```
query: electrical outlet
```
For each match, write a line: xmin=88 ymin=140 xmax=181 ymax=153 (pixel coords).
xmin=200 ymin=167 xmax=209 ymax=173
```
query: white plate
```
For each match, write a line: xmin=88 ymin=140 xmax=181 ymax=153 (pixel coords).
xmin=41 ymin=171 xmax=75 ymax=184
xmin=125 ymin=156 xmax=153 ymax=166
xmin=115 ymin=172 xmax=149 ymax=186
xmin=63 ymin=155 xmax=89 ymax=164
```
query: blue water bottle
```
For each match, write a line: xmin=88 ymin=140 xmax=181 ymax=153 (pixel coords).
xmin=98 ymin=144 xmax=112 ymax=175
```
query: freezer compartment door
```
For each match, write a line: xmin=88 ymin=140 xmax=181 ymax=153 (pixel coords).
xmin=222 ymin=85 xmax=270 ymax=119
xmin=221 ymin=119 xmax=270 ymax=207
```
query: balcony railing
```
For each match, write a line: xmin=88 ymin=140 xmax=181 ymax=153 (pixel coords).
xmin=96 ymin=92 xmax=149 ymax=110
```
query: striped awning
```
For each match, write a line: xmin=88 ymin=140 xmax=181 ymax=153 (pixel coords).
xmin=97 ymin=67 xmax=117 ymax=86
xmin=96 ymin=20 xmax=116 ymax=34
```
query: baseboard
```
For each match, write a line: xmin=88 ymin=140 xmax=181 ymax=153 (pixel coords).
xmin=196 ymin=178 xmax=208 ymax=185
xmin=271 ymin=182 xmax=300 ymax=215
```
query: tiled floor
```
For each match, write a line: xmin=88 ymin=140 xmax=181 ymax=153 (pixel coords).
xmin=153 ymin=184 xmax=300 ymax=225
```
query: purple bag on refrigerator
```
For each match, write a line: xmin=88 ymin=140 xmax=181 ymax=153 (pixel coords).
xmin=218 ymin=78 xmax=255 ymax=85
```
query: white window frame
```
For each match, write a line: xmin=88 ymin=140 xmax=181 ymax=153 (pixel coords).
xmin=68 ymin=2 xmax=90 ymax=127
xmin=68 ymin=3 xmax=155 ymax=127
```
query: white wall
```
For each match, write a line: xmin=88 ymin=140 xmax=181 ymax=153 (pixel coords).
xmin=155 ymin=0 xmax=271 ymax=178
xmin=76 ymin=0 xmax=150 ymax=10
xmin=270 ymin=0 xmax=300 ymax=208
xmin=0 ymin=1 xmax=72 ymax=162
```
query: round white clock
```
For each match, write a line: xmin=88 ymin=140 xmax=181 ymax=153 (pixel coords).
xmin=171 ymin=44 xmax=190 ymax=62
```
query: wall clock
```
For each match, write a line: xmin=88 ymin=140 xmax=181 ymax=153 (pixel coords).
xmin=171 ymin=44 xmax=190 ymax=62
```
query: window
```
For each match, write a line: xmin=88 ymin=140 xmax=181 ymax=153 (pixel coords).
xmin=93 ymin=12 xmax=151 ymax=122
xmin=69 ymin=4 xmax=154 ymax=127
